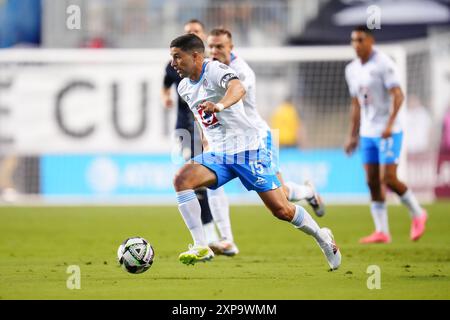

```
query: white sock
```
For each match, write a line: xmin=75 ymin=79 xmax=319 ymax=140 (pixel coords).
xmin=203 ymin=222 xmax=219 ymax=244
xmin=400 ymin=189 xmax=423 ymax=218
xmin=207 ymin=187 xmax=233 ymax=242
xmin=291 ymin=205 xmax=322 ymax=242
xmin=371 ymin=201 xmax=389 ymax=234
xmin=176 ymin=190 xmax=207 ymax=246
xmin=285 ymin=181 xmax=314 ymax=202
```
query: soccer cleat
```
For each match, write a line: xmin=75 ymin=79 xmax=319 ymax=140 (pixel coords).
xmin=316 ymin=227 xmax=341 ymax=270
xmin=178 ymin=244 xmax=214 ymax=265
xmin=305 ymin=181 xmax=325 ymax=217
xmin=410 ymin=210 xmax=428 ymax=241
xmin=359 ymin=231 xmax=391 ymax=244
xmin=209 ymin=240 xmax=239 ymax=256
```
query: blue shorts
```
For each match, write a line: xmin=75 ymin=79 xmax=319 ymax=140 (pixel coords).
xmin=263 ymin=130 xmax=280 ymax=174
xmin=192 ymin=147 xmax=281 ymax=193
xmin=360 ymin=132 xmax=403 ymax=164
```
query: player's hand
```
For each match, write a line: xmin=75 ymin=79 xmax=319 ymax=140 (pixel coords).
xmin=198 ymin=101 xmax=219 ymax=114
xmin=163 ymin=96 xmax=174 ymax=109
xmin=381 ymin=126 xmax=393 ymax=139
xmin=345 ymin=136 xmax=358 ymax=155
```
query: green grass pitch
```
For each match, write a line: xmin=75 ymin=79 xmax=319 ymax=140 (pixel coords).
xmin=0 ymin=202 xmax=449 ymax=300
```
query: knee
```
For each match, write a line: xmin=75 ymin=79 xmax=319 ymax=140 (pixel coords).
xmin=271 ymin=205 xmax=294 ymax=222
xmin=173 ymin=171 xmax=192 ymax=192
xmin=382 ymin=172 xmax=397 ymax=187
xmin=281 ymin=185 xmax=290 ymax=199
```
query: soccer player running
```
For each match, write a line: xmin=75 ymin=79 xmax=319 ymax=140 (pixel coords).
xmin=344 ymin=26 xmax=428 ymax=244
xmin=162 ymin=19 xmax=219 ymax=244
xmin=205 ymin=28 xmax=325 ymax=256
xmin=170 ymin=33 xmax=341 ymax=270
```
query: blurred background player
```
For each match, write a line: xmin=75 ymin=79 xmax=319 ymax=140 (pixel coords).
xmin=270 ymin=97 xmax=306 ymax=149
xmin=171 ymin=33 xmax=341 ymax=270
xmin=344 ymin=26 xmax=428 ymax=244
xmin=405 ymin=94 xmax=432 ymax=155
xmin=0 ymin=155 xmax=18 ymax=202
xmin=161 ymin=19 xmax=219 ymax=244
xmin=206 ymin=28 xmax=325 ymax=256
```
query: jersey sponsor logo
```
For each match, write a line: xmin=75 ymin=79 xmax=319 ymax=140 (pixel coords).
xmin=196 ymin=104 xmax=219 ymax=128
xmin=219 ymin=63 xmax=229 ymax=70
xmin=202 ymin=78 xmax=209 ymax=88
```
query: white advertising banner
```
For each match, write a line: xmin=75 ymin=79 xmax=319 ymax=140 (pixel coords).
xmin=0 ymin=51 xmax=176 ymax=154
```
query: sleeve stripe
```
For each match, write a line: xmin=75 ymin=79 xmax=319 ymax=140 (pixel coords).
xmin=385 ymin=82 xmax=401 ymax=89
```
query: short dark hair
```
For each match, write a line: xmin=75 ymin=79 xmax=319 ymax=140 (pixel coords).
xmin=353 ymin=25 xmax=374 ymax=37
xmin=185 ymin=19 xmax=205 ymax=30
xmin=209 ymin=28 xmax=232 ymax=41
xmin=170 ymin=33 xmax=205 ymax=53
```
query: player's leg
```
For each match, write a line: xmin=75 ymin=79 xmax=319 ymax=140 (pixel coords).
xmin=280 ymin=172 xmax=325 ymax=217
xmin=257 ymin=188 xmax=341 ymax=270
xmin=206 ymin=186 xmax=239 ymax=256
xmin=359 ymin=136 xmax=391 ymax=244
xmin=266 ymin=130 xmax=325 ymax=216
xmin=195 ymin=188 xmax=219 ymax=244
xmin=379 ymin=133 xmax=427 ymax=241
xmin=174 ymin=162 xmax=217 ymax=265
xmin=207 ymin=187 xmax=231 ymax=241
xmin=174 ymin=152 xmax=238 ymax=265
xmin=383 ymin=165 xmax=427 ymax=235
xmin=233 ymin=146 xmax=340 ymax=270
xmin=359 ymin=163 xmax=391 ymax=243
xmin=188 ymin=124 xmax=220 ymax=245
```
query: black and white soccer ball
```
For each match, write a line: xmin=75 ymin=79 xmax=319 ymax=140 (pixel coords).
xmin=117 ymin=237 xmax=154 ymax=274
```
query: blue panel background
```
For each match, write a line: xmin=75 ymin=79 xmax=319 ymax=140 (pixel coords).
xmin=41 ymin=149 xmax=367 ymax=198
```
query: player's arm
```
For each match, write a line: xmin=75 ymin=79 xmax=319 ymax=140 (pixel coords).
xmin=162 ymin=64 xmax=175 ymax=108
xmin=345 ymin=97 xmax=361 ymax=155
xmin=199 ymin=79 xmax=246 ymax=113
xmin=217 ymin=79 xmax=246 ymax=109
xmin=161 ymin=87 xmax=174 ymax=108
xmin=382 ymin=86 xmax=404 ymax=138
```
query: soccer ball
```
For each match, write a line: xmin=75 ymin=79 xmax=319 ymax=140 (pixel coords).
xmin=117 ymin=237 xmax=154 ymax=274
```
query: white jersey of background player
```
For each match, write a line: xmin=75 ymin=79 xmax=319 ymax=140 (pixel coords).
xmin=345 ymin=50 xmax=404 ymax=138
xmin=229 ymin=53 xmax=270 ymax=136
xmin=205 ymin=28 xmax=325 ymax=256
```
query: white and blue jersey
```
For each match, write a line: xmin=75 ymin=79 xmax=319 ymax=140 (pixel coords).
xmin=178 ymin=60 xmax=280 ymax=192
xmin=229 ymin=53 xmax=280 ymax=173
xmin=345 ymin=50 xmax=404 ymax=164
